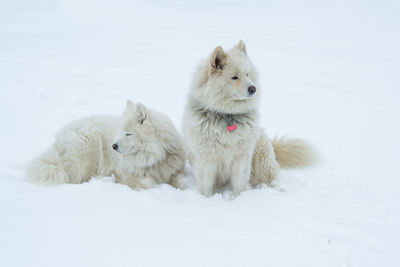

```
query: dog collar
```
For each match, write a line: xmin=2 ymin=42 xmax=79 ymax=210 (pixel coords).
xmin=226 ymin=114 xmax=237 ymax=132
xmin=190 ymin=100 xmax=255 ymax=133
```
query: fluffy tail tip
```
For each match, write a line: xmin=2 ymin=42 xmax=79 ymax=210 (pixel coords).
xmin=272 ymin=136 xmax=318 ymax=168
xmin=26 ymin=149 xmax=68 ymax=185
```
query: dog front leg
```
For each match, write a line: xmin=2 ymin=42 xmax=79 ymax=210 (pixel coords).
xmin=196 ymin=161 xmax=217 ymax=197
xmin=230 ymin=157 xmax=252 ymax=196
xmin=119 ymin=175 xmax=157 ymax=190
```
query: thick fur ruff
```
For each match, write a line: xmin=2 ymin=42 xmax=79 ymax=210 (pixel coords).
xmin=27 ymin=100 xmax=186 ymax=190
xmin=183 ymin=40 xmax=316 ymax=196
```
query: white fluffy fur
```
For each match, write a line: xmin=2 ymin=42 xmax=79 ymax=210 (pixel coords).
xmin=27 ymin=100 xmax=186 ymax=190
xmin=182 ymin=40 xmax=316 ymax=196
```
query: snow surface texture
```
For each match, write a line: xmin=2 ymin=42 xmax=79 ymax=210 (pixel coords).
xmin=1 ymin=0 xmax=399 ymax=266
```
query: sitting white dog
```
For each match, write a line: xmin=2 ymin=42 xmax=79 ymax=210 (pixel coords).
xmin=182 ymin=41 xmax=315 ymax=196
xmin=27 ymin=100 xmax=186 ymax=190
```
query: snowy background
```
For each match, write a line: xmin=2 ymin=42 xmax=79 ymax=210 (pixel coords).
xmin=1 ymin=0 xmax=399 ymax=266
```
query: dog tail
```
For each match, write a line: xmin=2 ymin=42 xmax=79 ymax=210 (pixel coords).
xmin=26 ymin=147 xmax=69 ymax=184
xmin=272 ymin=136 xmax=317 ymax=168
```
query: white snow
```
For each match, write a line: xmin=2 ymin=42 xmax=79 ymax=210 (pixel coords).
xmin=1 ymin=0 xmax=400 ymax=266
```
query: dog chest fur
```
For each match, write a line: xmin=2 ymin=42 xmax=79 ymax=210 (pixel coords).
xmin=184 ymin=98 xmax=259 ymax=169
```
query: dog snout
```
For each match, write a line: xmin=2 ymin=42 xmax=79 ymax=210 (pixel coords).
xmin=248 ymin=86 xmax=256 ymax=95
xmin=112 ymin=143 xmax=119 ymax=151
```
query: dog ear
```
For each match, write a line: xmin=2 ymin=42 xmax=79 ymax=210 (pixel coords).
xmin=126 ymin=99 xmax=135 ymax=108
xmin=210 ymin=46 xmax=227 ymax=70
xmin=136 ymin=103 xmax=148 ymax=124
xmin=236 ymin=40 xmax=247 ymax=55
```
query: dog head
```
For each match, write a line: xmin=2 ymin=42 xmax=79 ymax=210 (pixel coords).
xmin=112 ymin=100 xmax=171 ymax=168
xmin=190 ymin=40 xmax=260 ymax=114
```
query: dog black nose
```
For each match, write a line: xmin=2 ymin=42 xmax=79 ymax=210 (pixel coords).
xmin=248 ymin=86 xmax=256 ymax=95
xmin=112 ymin=143 xmax=118 ymax=150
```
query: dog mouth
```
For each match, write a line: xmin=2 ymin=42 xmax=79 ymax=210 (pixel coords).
xmin=114 ymin=148 xmax=125 ymax=154
xmin=233 ymin=95 xmax=254 ymax=101
xmin=231 ymin=91 xmax=256 ymax=100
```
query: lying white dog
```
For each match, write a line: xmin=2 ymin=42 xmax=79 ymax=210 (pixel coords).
xmin=27 ymin=100 xmax=186 ymax=190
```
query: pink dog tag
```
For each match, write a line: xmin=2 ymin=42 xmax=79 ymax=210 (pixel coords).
xmin=227 ymin=124 xmax=237 ymax=132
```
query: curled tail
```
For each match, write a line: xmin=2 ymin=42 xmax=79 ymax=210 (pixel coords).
xmin=272 ymin=136 xmax=317 ymax=168
xmin=26 ymin=148 xmax=69 ymax=184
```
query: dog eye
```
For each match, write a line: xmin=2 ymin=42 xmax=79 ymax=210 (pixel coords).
xmin=231 ymin=76 xmax=239 ymax=80
xmin=126 ymin=133 xmax=132 ymax=136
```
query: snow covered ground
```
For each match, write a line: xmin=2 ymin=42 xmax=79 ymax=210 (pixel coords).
xmin=1 ymin=0 xmax=399 ymax=266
